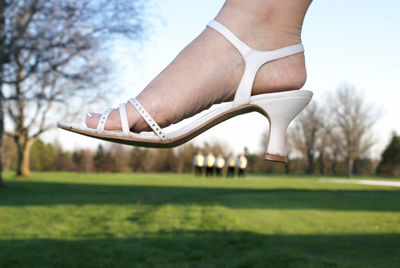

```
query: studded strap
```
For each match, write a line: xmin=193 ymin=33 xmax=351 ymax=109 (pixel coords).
xmin=97 ymin=108 xmax=114 ymax=131
xmin=128 ymin=98 xmax=168 ymax=140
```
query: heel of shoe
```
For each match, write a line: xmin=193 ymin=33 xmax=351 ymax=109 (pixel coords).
xmin=252 ymin=91 xmax=312 ymax=163
xmin=263 ymin=117 xmax=290 ymax=163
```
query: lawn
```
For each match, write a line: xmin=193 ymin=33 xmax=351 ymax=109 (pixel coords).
xmin=1 ymin=172 xmax=400 ymax=267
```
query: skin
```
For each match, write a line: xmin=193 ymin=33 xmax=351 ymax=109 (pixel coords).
xmin=86 ymin=0 xmax=313 ymax=132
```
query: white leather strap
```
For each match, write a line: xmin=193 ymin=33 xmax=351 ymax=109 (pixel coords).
xmin=207 ymin=20 xmax=304 ymax=108
xmin=129 ymin=98 xmax=168 ymax=140
xmin=207 ymin=20 xmax=251 ymax=58
xmin=258 ymin=44 xmax=304 ymax=63
xmin=119 ymin=103 xmax=130 ymax=134
xmin=232 ymin=44 xmax=304 ymax=107
xmin=97 ymin=108 xmax=114 ymax=131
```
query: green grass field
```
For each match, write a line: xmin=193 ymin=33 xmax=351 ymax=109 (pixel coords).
xmin=1 ymin=172 xmax=400 ymax=267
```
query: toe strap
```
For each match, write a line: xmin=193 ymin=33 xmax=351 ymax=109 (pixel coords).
xmin=129 ymin=98 xmax=168 ymax=141
xmin=97 ymin=108 xmax=114 ymax=131
xmin=119 ymin=103 xmax=130 ymax=134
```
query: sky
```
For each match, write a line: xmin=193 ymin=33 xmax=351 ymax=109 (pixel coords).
xmin=43 ymin=0 xmax=400 ymax=157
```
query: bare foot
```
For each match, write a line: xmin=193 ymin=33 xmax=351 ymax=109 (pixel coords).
xmin=86 ymin=0 xmax=309 ymax=132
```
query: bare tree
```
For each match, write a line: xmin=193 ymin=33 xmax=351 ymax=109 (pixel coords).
xmin=328 ymin=84 xmax=376 ymax=178
xmin=317 ymin=128 xmax=329 ymax=175
xmin=0 ymin=0 xmax=6 ymax=186
xmin=289 ymin=101 xmax=324 ymax=174
xmin=0 ymin=96 xmax=4 ymax=187
xmin=1 ymin=0 xmax=149 ymax=176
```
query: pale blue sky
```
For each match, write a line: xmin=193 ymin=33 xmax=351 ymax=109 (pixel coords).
xmin=51 ymin=0 xmax=400 ymax=157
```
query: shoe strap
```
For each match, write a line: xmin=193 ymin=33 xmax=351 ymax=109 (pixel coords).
xmin=97 ymin=108 xmax=114 ymax=131
xmin=207 ymin=20 xmax=304 ymax=107
xmin=129 ymin=98 xmax=168 ymax=140
xmin=207 ymin=20 xmax=252 ymax=58
xmin=119 ymin=103 xmax=130 ymax=134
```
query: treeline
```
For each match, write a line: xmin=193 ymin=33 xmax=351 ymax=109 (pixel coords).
xmin=2 ymin=132 xmax=398 ymax=176
xmin=1 ymin=136 xmax=295 ymax=174
xmin=0 ymin=135 xmax=302 ymax=174
xmin=1 ymin=137 xmax=237 ymax=173
xmin=285 ymin=84 xmax=383 ymax=178
xmin=2 ymin=84 xmax=400 ymax=177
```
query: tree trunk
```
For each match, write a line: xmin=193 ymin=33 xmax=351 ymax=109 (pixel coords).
xmin=0 ymin=0 xmax=5 ymax=187
xmin=15 ymin=135 xmax=34 ymax=177
xmin=0 ymin=107 xmax=4 ymax=187
xmin=319 ymin=152 xmax=325 ymax=175
xmin=331 ymin=151 xmax=338 ymax=175
xmin=0 ymin=78 xmax=4 ymax=187
xmin=306 ymin=149 xmax=314 ymax=174
xmin=347 ymin=157 xmax=354 ymax=179
xmin=0 ymin=54 xmax=4 ymax=187
xmin=0 ymin=154 xmax=4 ymax=188
xmin=285 ymin=162 xmax=290 ymax=174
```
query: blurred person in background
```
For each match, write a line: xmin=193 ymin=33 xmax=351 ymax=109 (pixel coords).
xmin=215 ymin=153 xmax=225 ymax=176
xmin=205 ymin=152 xmax=216 ymax=177
xmin=227 ymin=153 xmax=236 ymax=178
xmin=193 ymin=151 xmax=205 ymax=176
xmin=237 ymin=154 xmax=248 ymax=177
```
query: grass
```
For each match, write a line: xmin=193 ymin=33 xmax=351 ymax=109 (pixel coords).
xmin=1 ymin=172 xmax=400 ymax=267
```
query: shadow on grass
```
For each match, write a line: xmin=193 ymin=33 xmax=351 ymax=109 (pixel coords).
xmin=1 ymin=180 xmax=400 ymax=211
xmin=0 ymin=232 xmax=399 ymax=267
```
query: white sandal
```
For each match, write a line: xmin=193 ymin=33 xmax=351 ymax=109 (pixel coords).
xmin=57 ymin=20 xmax=313 ymax=163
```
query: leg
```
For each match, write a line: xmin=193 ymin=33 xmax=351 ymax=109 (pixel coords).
xmin=86 ymin=0 xmax=313 ymax=132
xmin=228 ymin=167 xmax=234 ymax=178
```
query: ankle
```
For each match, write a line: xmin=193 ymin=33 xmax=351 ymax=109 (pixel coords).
xmin=215 ymin=0 xmax=307 ymax=50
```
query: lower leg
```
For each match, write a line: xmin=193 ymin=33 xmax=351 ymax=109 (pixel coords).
xmin=216 ymin=0 xmax=312 ymax=95
xmin=216 ymin=0 xmax=312 ymax=50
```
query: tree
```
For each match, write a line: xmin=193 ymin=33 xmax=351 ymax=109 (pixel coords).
xmin=376 ymin=133 xmax=400 ymax=176
xmin=93 ymin=144 xmax=112 ymax=172
xmin=328 ymin=84 xmax=376 ymax=178
xmin=147 ymin=149 xmax=177 ymax=172
xmin=326 ymin=130 xmax=342 ymax=175
xmin=316 ymin=129 xmax=329 ymax=175
xmin=0 ymin=0 xmax=7 ymax=187
xmin=130 ymin=147 xmax=149 ymax=172
xmin=1 ymin=0 xmax=149 ymax=176
xmin=30 ymin=139 xmax=54 ymax=171
xmin=0 ymin=107 xmax=4 ymax=188
xmin=175 ymin=143 xmax=199 ymax=173
xmin=109 ymin=144 xmax=131 ymax=172
xmin=72 ymin=149 xmax=94 ymax=172
xmin=289 ymin=101 xmax=324 ymax=174
xmin=1 ymin=134 xmax=16 ymax=171
xmin=52 ymin=141 xmax=75 ymax=171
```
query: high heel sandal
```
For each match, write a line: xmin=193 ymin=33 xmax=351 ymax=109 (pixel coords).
xmin=57 ymin=20 xmax=312 ymax=163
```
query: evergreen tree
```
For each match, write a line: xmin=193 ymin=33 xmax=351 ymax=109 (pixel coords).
xmin=30 ymin=139 xmax=55 ymax=171
xmin=93 ymin=145 xmax=113 ymax=172
xmin=377 ymin=133 xmax=400 ymax=176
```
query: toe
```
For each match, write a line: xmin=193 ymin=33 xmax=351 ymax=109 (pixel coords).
xmin=85 ymin=113 xmax=101 ymax=129
xmin=85 ymin=110 xmax=123 ymax=130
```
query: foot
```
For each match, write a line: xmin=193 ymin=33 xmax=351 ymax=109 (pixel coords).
xmin=86 ymin=5 xmax=307 ymax=132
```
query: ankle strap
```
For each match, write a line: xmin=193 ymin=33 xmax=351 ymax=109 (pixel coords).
xmin=207 ymin=20 xmax=304 ymax=107
xmin=207 ymin=20 xmax=252 ymax=58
